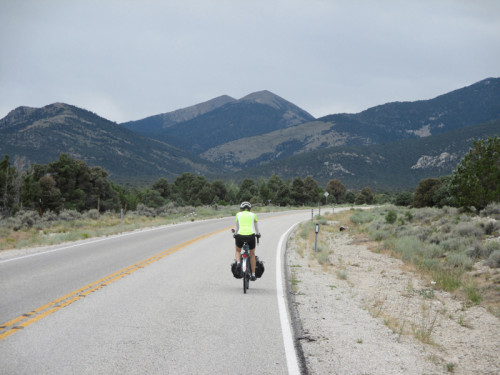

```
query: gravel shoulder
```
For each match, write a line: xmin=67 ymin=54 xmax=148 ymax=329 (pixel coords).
xmin=287 ymin=228 xmax=500 ymax=375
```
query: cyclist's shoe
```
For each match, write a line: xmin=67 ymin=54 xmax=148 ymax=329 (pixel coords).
xmin=251 ymin=275 xmax=257 ymax=281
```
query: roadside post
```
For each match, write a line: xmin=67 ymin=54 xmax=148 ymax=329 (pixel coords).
xmin=311 ymin=209 xmax=314 ymax=222
xmin=121 ymin=208 xmax=124 ymax=228
xmin=314 ymin=223 xmax=319 ymax=252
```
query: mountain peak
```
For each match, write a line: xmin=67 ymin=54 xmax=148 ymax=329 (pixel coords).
xmin=1 ymin=106 xmax=36 ymax=122
xmin=239 ymin=90 xmax=287 ymax=109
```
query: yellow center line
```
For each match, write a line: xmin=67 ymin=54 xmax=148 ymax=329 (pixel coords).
xmin=0 ymin=226 xmax=229 ymax=341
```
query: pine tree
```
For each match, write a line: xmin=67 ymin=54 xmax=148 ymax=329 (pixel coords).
xmin=449 ymin=136 xmax=500 ymax=210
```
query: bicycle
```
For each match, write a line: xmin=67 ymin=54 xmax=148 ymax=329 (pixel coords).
xmin=240 ymin=241 xmax=251 ymax=294
xmin=232 ymin=230 xmax=261 ymax=294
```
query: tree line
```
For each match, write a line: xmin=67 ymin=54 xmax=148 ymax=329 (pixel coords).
xmin=0 ymin=153 xmax=377 ymax=217
xmin=0 ymin=135 xmax=498 ymax=216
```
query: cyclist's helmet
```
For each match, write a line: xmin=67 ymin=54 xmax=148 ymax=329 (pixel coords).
xmin=240 ymin=201 xmax=252 ymax=210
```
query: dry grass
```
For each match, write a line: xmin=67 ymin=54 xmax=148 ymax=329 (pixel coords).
xmin=339 ymin=206 xmax=500 ymax=318
xmin=0 ymin=205 xmax=285 ymax=251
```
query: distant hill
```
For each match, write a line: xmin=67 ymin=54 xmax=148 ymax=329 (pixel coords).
xmin=201 ymin=78 xmax=500 ymax=169
xmin=122 ymin=90 xmax=315 ymax=153
xmin=0 ymin=103 xmax=224 ymax=184
xmin=121 ymin=95 xmax=235 ymax=136
xmin=232 ymin=118 xmax=500 ymax=190
xmin=319 ymin=77 xmax=500 ymax=141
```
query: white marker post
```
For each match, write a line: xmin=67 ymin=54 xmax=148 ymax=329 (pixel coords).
xmin=314 ymin=223 xmax=319 ymax=252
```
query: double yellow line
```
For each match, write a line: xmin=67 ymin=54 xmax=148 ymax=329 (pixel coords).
xmin=0 ymin=226 xmax=228 ymax=341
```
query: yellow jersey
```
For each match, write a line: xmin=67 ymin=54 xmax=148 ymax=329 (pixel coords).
xmin=236 ymin=211 xmax=257 ymax=235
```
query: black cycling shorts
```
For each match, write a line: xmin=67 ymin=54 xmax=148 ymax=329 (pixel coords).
xmin=235 ymin=234 xmax=256 ymax=250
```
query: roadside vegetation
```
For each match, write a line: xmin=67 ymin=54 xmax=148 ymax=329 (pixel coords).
xmin=351 ymin=204 xmax=500 ymax=314
xmin=296 ymin=203 xmax=500 ymax=318
xmin=0 ymin=204 xmax=290 ymax=251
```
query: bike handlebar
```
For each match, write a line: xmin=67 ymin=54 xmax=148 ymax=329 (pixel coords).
xmin=231 ymin=229 xmax=261 ymax=244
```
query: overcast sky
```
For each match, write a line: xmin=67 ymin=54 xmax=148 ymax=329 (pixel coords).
xmin=1 ymin=0 xmax=499 ymax=123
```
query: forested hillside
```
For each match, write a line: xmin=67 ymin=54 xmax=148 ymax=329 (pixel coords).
xmin=0 ymin=103 xmax=224 ymax=184
xmin=232 ymin=118 xmax=500 ymax=190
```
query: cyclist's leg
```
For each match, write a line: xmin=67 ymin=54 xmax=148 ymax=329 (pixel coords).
xmin=247 ymin=235 xmax=257 ymax=274
xmin=250 ymin=248 xmax=256 ymax=274
xmin=235 ymin=235 xmax=244 ymax=263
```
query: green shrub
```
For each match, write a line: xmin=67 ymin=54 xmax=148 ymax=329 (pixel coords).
xmin=135 ymin=204 xmax=156 ymax=217
xmin=394 ymin=236 xmax=422 ymax=263
xmin=423 ymin=243 xmax=446 ymax=259
xmin=415 ymin=227 xmax=433 ymax=242
xmin=40 ymin=211 xmax=58 ymax=223
xmin=480 ymin=202 xmax=500 ymax=220
xmin=437 ymin=216 xmax=452 ymax=227
xmin=487 ymin=250 xmax=500 ymax=268
xmin=428 ymin=232 xmax=447 ymax=245
xmin=464 ymin=281 xmax=482 ymax=305
xmin=59 ymin=210 xmax=82 ymax=221
xmin=485 ymin=241 xmax=500 ymax=258
xmin=441 ymin=238 xmax=467 ymax=253
xmin=350 ymin=210 xmax=375 ymax=225
xmin=315 ymin=246 xmax=330 ymax=265
xmin=367 ymin=220 xmax=382 ymax=232
xmin=420 ymin=258 xmax=440 ymax=271
xmin=453 ymin=222 xmax=484 ymax=238
xmin=447 ymin=252 xmax=474 ymax=271
xmin=412 ymin=207 xmax=441 ymax=223
xmin=395 ymin=192 xmax=413 ymax=206
xmin=298 ymin=222 xmax=315 ymax=239
xmin=432 ymin=268 xmax=462 ymax=291
xmin=478 ymin=219 xmax=500 ymax=235
xmin=465 ymin=240 xmax=487 ymax=259
xmin=84 ymin=209 xmax=100 ymax=220
xmin=442 ymin=223 xmax=453 ymax=234
xmin=370 ymin=229 xmax=390 ymax=241
xmin=385 ymin=210 xmax=397 ymax=224
xmin=9 ymin=210 xmax=40 ymax=230
xmin=441 ymin=206 xmax=459 ymax=216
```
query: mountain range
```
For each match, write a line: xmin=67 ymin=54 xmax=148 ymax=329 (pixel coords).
xmin=1 ymin=77 xmax=499 ymax=190
xmin=0 ymin=103 xmax=223 ymax=184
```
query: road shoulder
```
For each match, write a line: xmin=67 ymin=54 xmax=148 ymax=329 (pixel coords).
xmin=286 ymin=228 xmax=500 ymax=374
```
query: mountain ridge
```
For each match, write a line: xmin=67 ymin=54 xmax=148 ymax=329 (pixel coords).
xmin=199 ymin=78 xmax=500 ymax=169
xmin=1 ymin=78 xmax=499 ymax=189
xmin=121 ymin=95 xmax=235 ymax=136
xmin=230 ymin=118 xmax=500 ymax=190
xmin=121 ymin=90 xmax=315 ymax=153
xmin=0 ymin=103 xmax=225 ymax=184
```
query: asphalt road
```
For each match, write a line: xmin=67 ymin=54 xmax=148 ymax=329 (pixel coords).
xmin=0 ymin=210 xmax=309 ymax=374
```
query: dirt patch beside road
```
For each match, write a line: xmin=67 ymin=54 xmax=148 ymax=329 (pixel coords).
xmin=287 ymin=230 xmax=500 ymax=375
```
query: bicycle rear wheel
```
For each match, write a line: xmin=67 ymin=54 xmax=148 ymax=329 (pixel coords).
xmin=242 ymin=260 xmax=249 ymax=294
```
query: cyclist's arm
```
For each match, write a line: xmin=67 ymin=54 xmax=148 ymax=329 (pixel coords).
xmin=254 ymin=221 xmax=260 ymax=235
xmin=235 ymin=220 xmax=240 ymax=235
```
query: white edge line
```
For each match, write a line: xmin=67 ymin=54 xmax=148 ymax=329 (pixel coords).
xmin=276 ymin=223 xmax=301 ymax=375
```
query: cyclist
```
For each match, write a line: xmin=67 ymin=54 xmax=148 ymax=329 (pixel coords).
xmin=234 ymin=201 xmax=261 ymax=281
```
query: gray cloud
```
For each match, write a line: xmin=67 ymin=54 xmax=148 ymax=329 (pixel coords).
xmin=1 ymin=0 xmax=499 ymax=123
